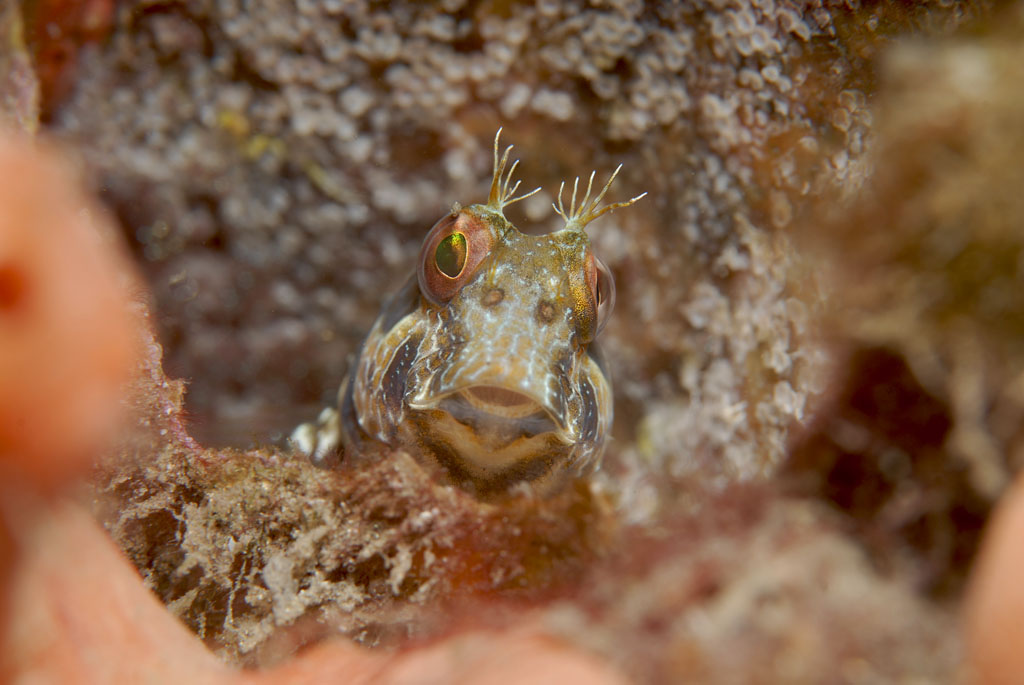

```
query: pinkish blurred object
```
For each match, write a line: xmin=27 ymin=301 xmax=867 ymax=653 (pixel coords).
xmin=0 ymin=135 xmax=141 ymax=488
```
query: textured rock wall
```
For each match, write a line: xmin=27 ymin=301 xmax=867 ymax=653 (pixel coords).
xmin=54 ymin=0 xmax=977 ymax=487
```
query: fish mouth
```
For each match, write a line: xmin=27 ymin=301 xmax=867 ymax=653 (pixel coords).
xmin=401 ymin=350 xmax=609 ymax=479
xmin=409 ymin=379 xmax=573 ymax=445
xmin=451 ymin=385 xmax=570 ymax=442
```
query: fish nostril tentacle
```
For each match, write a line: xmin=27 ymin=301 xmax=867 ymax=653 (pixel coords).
xmin=481 ymin=288 xmax=504 ymax=307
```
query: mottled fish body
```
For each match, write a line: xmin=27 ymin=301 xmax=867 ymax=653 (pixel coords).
xmin=293 ymin=130 xmax=644 ymax=497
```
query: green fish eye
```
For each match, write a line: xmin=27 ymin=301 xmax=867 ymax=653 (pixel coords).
xmin=435 ymin=232 xmax=468 ymax=278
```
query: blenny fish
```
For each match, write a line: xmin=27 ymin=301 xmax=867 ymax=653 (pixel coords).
xmin=292 ymin=131 xmax=644 ymax=496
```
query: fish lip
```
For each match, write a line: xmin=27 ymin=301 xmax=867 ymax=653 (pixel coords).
xmin=458 ymin=385 xmax=545 ymax=419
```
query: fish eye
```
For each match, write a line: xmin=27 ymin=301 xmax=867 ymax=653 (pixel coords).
xmin=435 ymin=232 xmax=468 ymax=278
xmin=593 ymin=255 xmax=615 ymax=335
xmin=574 ymin=251 xmax=616 ymax=343
xmin=417 ymin=211 xmax=494 ymax=305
